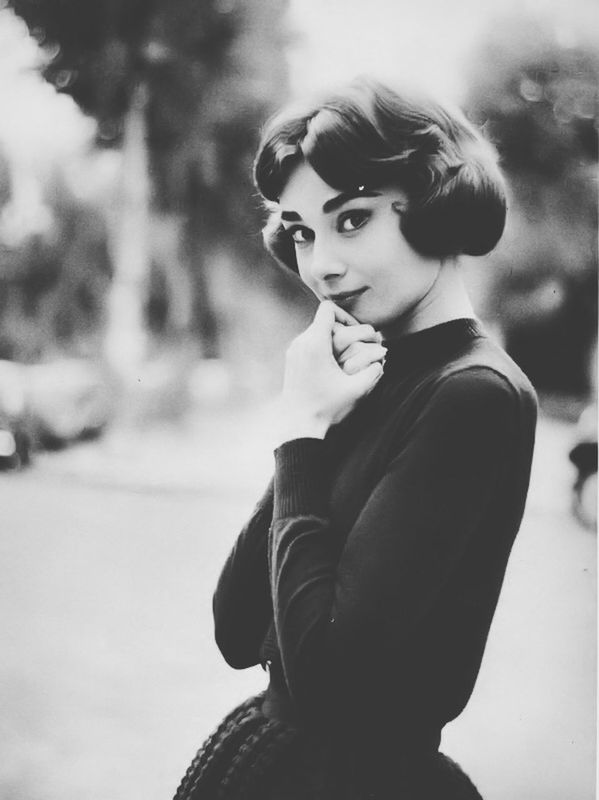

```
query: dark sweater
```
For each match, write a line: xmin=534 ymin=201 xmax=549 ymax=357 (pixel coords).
xmin=213 ymin=318 xmax=537 ymax=781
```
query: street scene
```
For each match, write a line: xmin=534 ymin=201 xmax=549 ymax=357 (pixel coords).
xmin=0 ymin=0 xmax=596 ymax=799
xmin=0 ymin=403 xmax=595 ymax=800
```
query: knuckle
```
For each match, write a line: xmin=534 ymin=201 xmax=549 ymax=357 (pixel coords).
xmin=345 ymin=342 xmax=362 ymax=360
xmin=332 ymin=331 xmax=345 ymax=351
xmin=352 ymin=324 xmax=371 ymax=338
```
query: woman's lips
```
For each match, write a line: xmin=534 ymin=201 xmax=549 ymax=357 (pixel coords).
xmin=327 ymin=287 xmax=368 ymax=309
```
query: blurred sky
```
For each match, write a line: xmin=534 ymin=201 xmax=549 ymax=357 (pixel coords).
xmin=287 ymin=0 xmax=599 ymax=102
xmin=0 ymin=9 xmax=93 ymax=164
xmin=1 ymin=0 xmax=597 ymax=165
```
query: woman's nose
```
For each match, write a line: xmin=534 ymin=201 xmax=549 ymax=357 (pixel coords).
xmin=309 ymin=239 xmax=347 ymax=282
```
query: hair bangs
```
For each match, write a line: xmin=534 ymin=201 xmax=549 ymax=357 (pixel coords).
xmin=254 ymin=142 xmax=303 ymax=202
xmin=253 ymin=109 xmax=315 ymax=201
xmin=302 ymin=102 xmax=403 ymax=193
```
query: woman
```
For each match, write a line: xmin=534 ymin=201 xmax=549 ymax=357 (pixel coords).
xmin=175 ymin=77 xmax=537 ymax=800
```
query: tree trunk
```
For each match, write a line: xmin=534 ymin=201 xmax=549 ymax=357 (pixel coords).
xmin=150 ymin=211 xmax=194 ymax=339
xmin=103 ymin=81 xmax=151 ymax=379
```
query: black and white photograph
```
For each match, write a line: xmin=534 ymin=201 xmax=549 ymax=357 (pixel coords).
xmin=0 ymin=1 xmax=596 ymax=798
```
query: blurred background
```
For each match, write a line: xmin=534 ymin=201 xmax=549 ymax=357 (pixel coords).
xmin=0 ymin=0 xmax=596 ymax=798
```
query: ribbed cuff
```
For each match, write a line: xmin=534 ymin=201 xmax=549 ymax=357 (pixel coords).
xmin=273 ymin=438 xmax=329 ymax=519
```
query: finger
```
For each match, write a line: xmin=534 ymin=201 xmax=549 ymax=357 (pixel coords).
xmin=342 ymin=344 xmax=388 ymax=375
xmin=347 ymin=361 xmax=384 ymax=396
xmin=331 ymin=302 xmax=359 ymax=326
xmin=311 ymin=300 xmax=336 ymax=334
xmin=333 ymin=324 xmax=381 ymax=354
xmin=338 ymin=341 xmax=387 ymax=366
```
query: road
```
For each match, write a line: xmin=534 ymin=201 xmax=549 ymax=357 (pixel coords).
xmin=0 ymin=411 xmax=595 ymax=800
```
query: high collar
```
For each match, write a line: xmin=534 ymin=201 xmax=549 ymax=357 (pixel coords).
xmin=382 ymin=318 xmax=485 ymax=374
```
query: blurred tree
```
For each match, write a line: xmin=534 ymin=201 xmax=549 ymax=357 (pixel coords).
xmin=0 ymin=7 xmax=103 ymax=363
xmin=0 ymin=160 xmax=112 ymax=363
xmin=464 ymin=16 xmax=598 ymax=395
xmin=8 ymin=0 xmax=291 ymax=373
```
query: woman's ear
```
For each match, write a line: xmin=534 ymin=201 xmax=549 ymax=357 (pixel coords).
xmin=262 ymin=213 xmax=299 ymax=273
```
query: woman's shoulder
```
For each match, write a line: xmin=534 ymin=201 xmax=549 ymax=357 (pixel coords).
xmin=451 ymin=331 xmax=536 ymax=397
xmin=379 ymin=321 xmax=537 ymax=440
xmin=431 ymin=334 xmax=538 ymax=422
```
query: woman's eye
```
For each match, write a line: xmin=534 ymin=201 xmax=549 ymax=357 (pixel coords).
xmin=338 ymin=210 xmax=370 ymax=233
xmin=287 ymin=226 xmax=313 ymax=246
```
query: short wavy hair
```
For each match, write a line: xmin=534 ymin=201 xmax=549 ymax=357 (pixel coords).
xmin=253 ymin=77 xmax=507 ymax=272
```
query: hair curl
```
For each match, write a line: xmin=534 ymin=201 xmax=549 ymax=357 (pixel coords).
xmin=253 ymin=77 xmax=506 ymax=271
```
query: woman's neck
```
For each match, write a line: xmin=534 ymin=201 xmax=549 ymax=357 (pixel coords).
xmin=381 ymin=258 xmax=475 ymax=340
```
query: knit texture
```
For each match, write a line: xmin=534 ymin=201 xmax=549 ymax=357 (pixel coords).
xmin=173 ymin=693 xmax=485 ymax=800
xmin=273 ymin=438 xmax=331 ymax=519
xmin=173 ymin=693 xmax=298 ymax=800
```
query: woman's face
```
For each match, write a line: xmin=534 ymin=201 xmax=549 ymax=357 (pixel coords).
xmin=278 ymin=162 xmax=442 ymax=335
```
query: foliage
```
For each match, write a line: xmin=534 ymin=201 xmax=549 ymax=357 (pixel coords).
xmin=464 ymin=15 xmax=598 ymax=394
xmin=0 ymin=166 xmax=112 ymax=362
xmin=7 ymin=0 xmax=294 ymax=361
xmin=466 ymin=16 xmax=597 ymax=175
xmin=9 ymin=0 xmax=230 ymax=138
xmin=8 ymin=0 xmax=289 ymax=210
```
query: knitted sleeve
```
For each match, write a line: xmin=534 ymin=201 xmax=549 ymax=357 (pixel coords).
xmin=213 ymin=479 xmax=274 ymax=669
xmin=269 ymin=367 xmax=536 ymax=719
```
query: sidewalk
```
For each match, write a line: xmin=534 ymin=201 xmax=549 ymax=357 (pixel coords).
xmin=34 ymin=401 xmax=280 ymax=498
xmin=34 ymin=400 xmax=581 ymax=505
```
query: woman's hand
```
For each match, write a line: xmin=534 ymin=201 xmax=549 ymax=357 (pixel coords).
xmin=333 ymin=327 xmax=386 ymax=378
xmin=276 ymin=302 xmax=384 ymax=445
xmin=329 ymin=303 xmax=386 ymax=375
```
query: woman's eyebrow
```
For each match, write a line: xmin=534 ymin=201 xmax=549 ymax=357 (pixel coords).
xmin=280 ymin=210 xmax=302 ymax=222
xmin=279 ymin=190 xmax=381 ymax=223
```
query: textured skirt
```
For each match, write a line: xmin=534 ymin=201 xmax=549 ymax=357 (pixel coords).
xmin=173 ymin=693 xmax=484 ymax=800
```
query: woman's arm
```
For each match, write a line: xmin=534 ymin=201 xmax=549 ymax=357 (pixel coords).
xmin=212 ymin=305 xmax=386 ymax=671
xmin=269 ymin=368 xmax=536 ymax=717
xmin=213 ymin=479 xmax=274 ymax=669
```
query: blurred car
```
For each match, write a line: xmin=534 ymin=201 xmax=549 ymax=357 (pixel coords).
xmin=23 ymin=358 xmax=113 ymax=449
xmin=0 ymin=413 xmax=30 ymax=470
xmin=0 ymin=358 xmax=113 ymax=467
xmin=0 ymin=360 xmax=31 ymax=470
xmin=569 ymin=402 xmax=597 ymax=531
